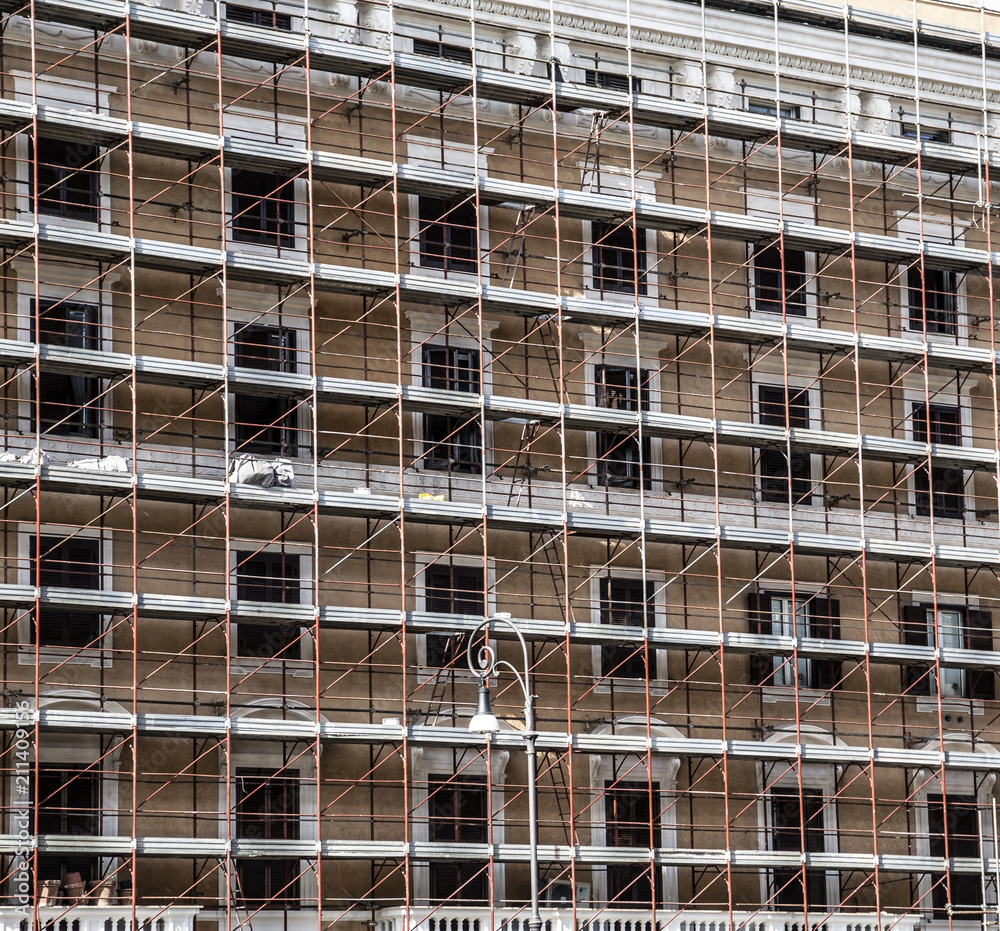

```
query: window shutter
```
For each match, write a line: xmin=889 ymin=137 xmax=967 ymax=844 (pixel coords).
xmin=902 ymin=604 xmax=931 ymax=695
xmin=967 ymin=609 xmax=994 ymax=701
xmin=748 ymin=592 xmax=774 ymax=685
xmin=809 ymin=597 xmax=841 ymax=691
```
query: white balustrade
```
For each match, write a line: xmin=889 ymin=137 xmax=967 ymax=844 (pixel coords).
xmin=0 ymin=905 xmax=199 ymax=931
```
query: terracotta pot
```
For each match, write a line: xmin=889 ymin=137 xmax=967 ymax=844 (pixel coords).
xmin=38 ymin=880 xmax=61 ymax=906
xmin=64 ymin=881 xmax=87 ymax=903
xmin=64 ymin=872 xmax=83 ymax=886
xmin=88 ymin=879 xmax=116 ymax=906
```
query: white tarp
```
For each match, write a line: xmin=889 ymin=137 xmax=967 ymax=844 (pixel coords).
xmin=228 ymin=454 xmax=294 ymax=488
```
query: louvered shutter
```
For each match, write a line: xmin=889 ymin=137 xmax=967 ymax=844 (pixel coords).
xmin=748 ymin=592 xmax=774 ymax=685
xmin=809 ymin=597 xmax=841 ymax=690
xmin=424 ymin=565 xmax=483 ymax=666
xmin=784 ymin=249 xmax=808 ymax=316
xmin=902 ymin=603 xmax=932 ymax=695
xmin=966 ymin=609 xmax=994 ymax=700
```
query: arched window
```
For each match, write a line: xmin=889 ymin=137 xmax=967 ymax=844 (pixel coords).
xmin=589 ymin=716 xmax=682 ymax=909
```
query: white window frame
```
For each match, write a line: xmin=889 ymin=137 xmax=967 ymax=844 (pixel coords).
xmin=16 ymin=267 xmax=116 ymax=454
xmin=219 ymin=699 xmax=321 ymax=924
xmin=588 ymin=716 xmax=681 ymax=910
xmin=7 ymin=690 xmax=127 ymax=894
xmin=228 ymin=543 xmax=314 ymax=678
xmin=903 ymin=381 xmax=972 ymax=523
xmin=405 ymin=310 xmax=499 ymax=476
xmin=219 ymin=0 xmax=304 ymax=33
xmin=224 ymin=288 xmax=312 ymax=460
xmin=750 ymin=366 xmax=821 ymax=506
xmin=581 ymin=169 xmax=659 ymax=303
xmin=746 ymin=192 xmax=818 ymax=323
xmin=588 ymin=565 xmax=668 ymax=694
xmin=758 ymin=725 xmax=841 ymax=909
xmin=911 ymin=735 xmax=999 ymax=925
xmin=413 ymin=551 xmax=496 ymax=676
xmin=17 ymin=524 xmax=114 ymax=667
xmin=220 ymin=106 xmax=308 ymax=258
xmin=410 ymin=744 xmax=509 ymax=905
xmin=405 ymin=137 xmax=492 ymax=280
xmin=12 ymin=73 xmax=115 ymax=232
xmin=897 ymin=214 xmax=969 ymax=344
xmin=580 ymin=331 xmax=665 ymax=491
xmin=739 ymin=77 xmax=816 ymax=123
xmin=906 ymin=589 xmax=984 ymax=715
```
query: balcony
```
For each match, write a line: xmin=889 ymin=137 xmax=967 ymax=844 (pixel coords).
xmin=0 ymin=906 xmax=199 ymax=931
xmin=373 ymin=909 xmax=922 ymax=931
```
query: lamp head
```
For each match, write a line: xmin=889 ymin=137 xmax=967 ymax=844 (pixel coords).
xmin=469 ymin=681 xmax=500 ymax=734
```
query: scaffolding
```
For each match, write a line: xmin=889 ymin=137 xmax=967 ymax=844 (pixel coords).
xmin=4 ymin=0 xmax=1000 ymax=928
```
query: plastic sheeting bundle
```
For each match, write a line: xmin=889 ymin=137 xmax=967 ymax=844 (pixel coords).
xmin=228 ymin=454 xmax=295 ymax=488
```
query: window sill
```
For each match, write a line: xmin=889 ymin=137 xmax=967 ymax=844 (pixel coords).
xmin=412 ymin=263 xmax=488 ymax=281
xmin=18 ymin=645 xmax=110 ymax=668
xmin=593 ymin=679 xmax=669 ymax=695
xmin=761 ymin=685 xmax=831 ymax=706
xmin=914 ymin=695 xmax=984 ymax=715
xmin=417 ymin=665 xmax=478 ymax=684
xmin=230 ymin=659 xmax=314 ymax=678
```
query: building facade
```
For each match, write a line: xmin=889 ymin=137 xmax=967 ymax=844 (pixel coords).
xmin=2 ymin=0 xmax=1000 ymax=927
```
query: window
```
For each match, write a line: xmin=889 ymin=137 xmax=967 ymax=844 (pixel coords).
xmin=902 ymin=124 xmax=952 ymax=144
xmin=599 ymin=578 xmax=655 ymax=679
xmin=32 ymin=298 xmax=100 ymax=438
xmin=231 ymin=170 xmax=296 ymax=248
xmin=420 ymin=345 xmax=482 ymax=473
xmin=31 ymin=137 xmax=99 ymax=223
xmin=225 ymin=3 xmax=291 ymax=28
xmin=901 ymin=603 xmax=993 ymax=700
xmin=928 ymin=795 xmax=982 ymax=916
xmin=423 ymin=563 xmax=484 ymax=667
xmin=748 ymin=591 xmax=840 ymax=690
xmin=769 ymin=787 xmax=828 ymax=908
xmin=595 ymin=365 xmax=650 ymax=489
xmin=412 ymin=38 xmax=473 ymax=64
xmin=417 ymin=198 xmax=479 ymax=274
xmin=757 ymin=385 xmax=814 ymax=505
xmin=911 ymin=402 xmax=964 ymax=519
xmin=233 ymin=323 xmax=299 ymax=457
xmin=35 ymin=765 xmax=100 ymax=884
xmin=592 ymin=221 xmax=647 ymax=296
xmin=234 ymin=767 xmax=301 ymax=907
xmin=907 ymin=265 xmax=958 ymax=336
xmin=586 ymin=70 xmax=641 ymax=93
xmin=604 ymin=780 xmax=660 ymax=906
xmin=30 ymin=536 xmax=101 ymax=648
xmin=748 ymin=99 xmax=801 ymax=119
xmin=751 ymin=244 xmax=808 ymax=315
xmin=427 ymin=775 xmax=488 ymax=901
xmin=235 ymin=551 xmax=302 ymax=660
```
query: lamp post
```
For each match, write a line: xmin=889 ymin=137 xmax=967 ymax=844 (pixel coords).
xmin=466 ymin=615 xmax=542 ymax=931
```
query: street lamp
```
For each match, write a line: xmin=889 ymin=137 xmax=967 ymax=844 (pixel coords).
xmin=466 ymin=614 xmax=542 ymax=931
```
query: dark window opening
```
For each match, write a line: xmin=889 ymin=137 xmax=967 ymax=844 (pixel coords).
xmin=901 ymin=603 xmax=993 ymax=700
xmin=748 ymin=591 xmax=841 ymax=690
xmin=421 ymin=345 xmax=482 ymax=473
xmin=31 ymin=137 xmax=99 ymax=223
xmin=912 ymin=403 xmax=963 ymax=519
xmin=423 ymin=563 xmax=484 ymax=667
xmin=32 ymin=299 xmax=100 ymax=438
xmin=233 ymin=324 xmax=298 ymax=457
xmin=30 ymin=535 xmax=101 ymax=648
xmin=605 ymin=781 xmax=660 ymax=906
xmin=771 ymin=787 xmax=829 ymax=908
xmin=232 ymin=170 xmax=296 ymax=248
xmin=235 ymin=767 xmax=301 ymax=907
xmin=592 ymin=221 xmax=647 ymax=296
xmin=600 ymin=577 xmax=655 ymax=679
xmin=758 ymin=385 xmax=813 ymax=505
xmin=752 ymin=244 xmax=808 ymax=315
xmin=428 ymin=775 xmax=488 ymax=901
xmin=928 ymin=794 xmax=982 ymax=917
xmin=35 ymin=765 xmax=100 ymax=884
xmin=595 ymin=365 xmax=650 ymax=489
xmin=412 ymin=38 xmax=473 ymax=64
xmin=225 ymin=3 xmax=292 ymax=28
xmin=418 ymin=197 xmax=479 ymax=273
xmin=907 ymin=266 xmax=958 ymax=336
xmin=902 ymin=124 xmax=952 ymax=144
xmin=585 ymin=70 xmax=641 ymax=93
xmin=748 ymin=99 xmax=800 ymax=119
xmin=235 ymin=550 xmax=302 ymax=660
